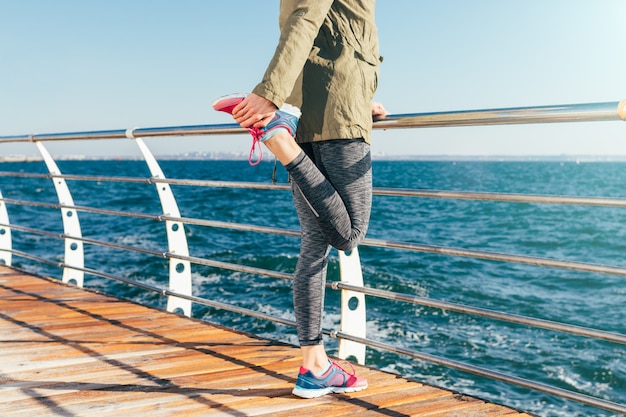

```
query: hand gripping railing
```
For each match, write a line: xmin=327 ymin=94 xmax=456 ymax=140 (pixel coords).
xmin=0 ymin=99 xmax=625 ymax=415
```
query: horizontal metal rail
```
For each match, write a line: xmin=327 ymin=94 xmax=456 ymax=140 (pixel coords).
xmin=0 ymin=101 xmax=623 ymax=143
xmin=7 ymin=247 xmax=626 ymax=415
xmin=362 ymin=237 xmax=626 ymax=277
xmin=4 ymin=197 xmax=626 ymax=279
xmin=373 ymin=187 xmax=626 ymax=208
xmin=4 ymin=223 xmax=292 ymax=281
xmin=0 ymin=172 xmax=293 ymax=190
xmin=0 ymin=197 xmax=302 ymax=237
xmin=0 ymin=125 xmax=243 ymax=143
xmin=5 ymin=172 xmax=626 ymax=208
xmin=6 ymin=223 xmax=626 ymax=346
xmin=330 ymin=281 xmax=626 ymax=344
xmin=375 ymin=100 xmax=626 ymax=128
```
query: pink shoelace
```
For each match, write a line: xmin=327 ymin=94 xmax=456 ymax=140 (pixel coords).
xmin=212 ymin=94 xmax=266 ymax=166
xmin=331 ymin=360 xmax=359 ymax=380
xmin=246 ymin=127 xmax=264 ymax=166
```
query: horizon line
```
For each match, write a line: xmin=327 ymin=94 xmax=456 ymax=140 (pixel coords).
xmin=4 ymin=154 xmax=626 ymax=163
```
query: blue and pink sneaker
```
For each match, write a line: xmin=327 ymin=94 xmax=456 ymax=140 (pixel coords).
xmin=292 ymin=360 xmax=368 ymax=399
xmin=212 ymin=93 xmax=299 ymax=166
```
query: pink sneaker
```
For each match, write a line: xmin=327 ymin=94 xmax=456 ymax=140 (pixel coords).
xmin=212 ymin=93 xmax=262 ymax=165
xmin=212 ymin=93 xmax=299 ymax=166
xmin=292 ymin=360 xmax=368 ymax=399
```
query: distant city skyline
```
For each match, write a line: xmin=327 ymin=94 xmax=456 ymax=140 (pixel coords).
xmin=6 ymin=152 xmax=626 ymax=164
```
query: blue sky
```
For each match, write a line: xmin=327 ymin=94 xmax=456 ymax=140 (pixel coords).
xmin=1 ymin=1 xmax=625 ymax=158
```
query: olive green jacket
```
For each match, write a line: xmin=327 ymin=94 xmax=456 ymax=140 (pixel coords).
xmin=252 ymin=0 xmax=381 ymax=144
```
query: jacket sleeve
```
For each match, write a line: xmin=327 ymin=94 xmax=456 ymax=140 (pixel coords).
xmin=252 ymin=0 xmax=334 ymax=109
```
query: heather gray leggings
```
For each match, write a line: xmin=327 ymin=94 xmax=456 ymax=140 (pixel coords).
xmin=284 ymin=139 xmax=372 ymax=346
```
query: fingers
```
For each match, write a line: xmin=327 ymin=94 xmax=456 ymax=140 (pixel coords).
xmin=251 ymin=114 xmax=275 ymax=129
xmin=234 ymin=106 xmax=268 ymax=128
xmin=238 ymin=111 xmax=275 ymax=129
xmin=232 ymin=94 xmax=277 ymax=128
xmin=231 ymin=97 xmax=255 ymax=127
xmin=371 ymin=101 xmax=390 ymax=120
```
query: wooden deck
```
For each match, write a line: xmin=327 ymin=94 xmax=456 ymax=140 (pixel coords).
xmin=0 ymin=266 xmax=533 ymax=417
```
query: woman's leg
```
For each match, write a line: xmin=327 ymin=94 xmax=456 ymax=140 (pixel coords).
xmin=290 ymin=139 xmax=372 ymax=373
xmin=284 ymin=139 xmax=372 ymax=251
xmin=291 ymin=174 xmax=332 ymax=373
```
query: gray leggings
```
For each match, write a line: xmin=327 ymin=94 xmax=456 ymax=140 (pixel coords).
xmin=284 ymin=139 xmax=372 ymax=346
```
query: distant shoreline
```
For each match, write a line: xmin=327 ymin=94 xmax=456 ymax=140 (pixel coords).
xmin=4 ymin=154 xmax=626 ymax=163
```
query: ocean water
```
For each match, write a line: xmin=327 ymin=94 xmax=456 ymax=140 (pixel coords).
xmin=1 ymin=159 xmax=625 ymax=417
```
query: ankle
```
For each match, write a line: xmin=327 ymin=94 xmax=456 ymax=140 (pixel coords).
xmin=263 ymin=131 xmax=301 ymax=165
xmin=301 ymin=345 xmax=330 ymax=374
xmin=306 ymin=360 xmax=331 ymax=375
xmin=314 ymin=359 xmax=332 ymax=376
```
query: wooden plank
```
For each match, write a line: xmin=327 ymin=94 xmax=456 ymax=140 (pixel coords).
xmin=0 ymin=266 xmax=531 ymax=416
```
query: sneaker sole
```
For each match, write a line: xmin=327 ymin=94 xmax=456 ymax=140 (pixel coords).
xmin=212 ymin=93 xmax=247 ymax=113
xmin=292 ymin=383 xmax=368 ymax=399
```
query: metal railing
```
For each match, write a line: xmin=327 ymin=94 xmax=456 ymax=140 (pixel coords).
xmin=1 ymin=100 xmax=625 ymax=415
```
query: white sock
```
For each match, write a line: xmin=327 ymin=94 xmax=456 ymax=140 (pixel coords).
xmin=315 ymin=359 xmax=332 ymax=376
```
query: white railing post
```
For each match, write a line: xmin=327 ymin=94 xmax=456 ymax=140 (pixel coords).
xmin=128 ymin=131 xmax=192 ymax=317
xmin=35 ymin=142 xmax=85 ymax=286
xmin=337 ymin=248 xmax=367 ymax=364
xmin=0 ymin=190 xmax=12 ymax=266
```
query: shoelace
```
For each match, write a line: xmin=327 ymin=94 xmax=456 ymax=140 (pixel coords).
xmin=212 ymin=94 xmax=265 ymax=166
xmin=331 ymin=361 xmax=358 ymax=379
xmin=247 ymin=127 xmax=265 ymax=166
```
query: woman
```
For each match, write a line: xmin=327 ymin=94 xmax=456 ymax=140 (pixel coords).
xmin=213 ymin=0 xmax=387 ymax=398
